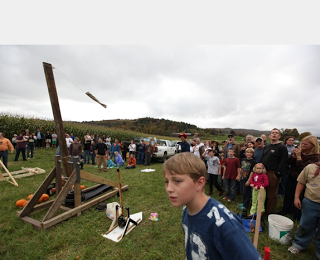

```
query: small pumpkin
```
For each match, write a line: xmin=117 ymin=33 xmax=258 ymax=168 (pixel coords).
xmin=27 ymin=194 xmax=33 ymax=200
xmin=22 ymin=200 xmax=29 ymax=208
xmin=16 ymin=199 xmax=27 ymax=207
xmin=81 ymin=185 xmax=86 ymax=189
xmin=41 ymin=194 xmax=49 ymax=202
xmin=38 ymin=197 xmax=43 ymax=203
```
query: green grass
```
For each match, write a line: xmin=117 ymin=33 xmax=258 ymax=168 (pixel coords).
xmin=0 ymin=149 xmax=317 ymax=260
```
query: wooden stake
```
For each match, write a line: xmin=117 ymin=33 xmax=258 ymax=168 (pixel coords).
xmin=253 ymin=186 xmax=264 ymax=248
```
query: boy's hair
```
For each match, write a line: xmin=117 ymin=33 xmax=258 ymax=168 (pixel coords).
xmin=163 ymin=153 xmax=206 ymax=182
xmin=245 ymin=148 xmax=254 ymax=154
xmin=228 ymin=148 xmax=234 ymax=152
xmin=253 ymin=163 xmax=267 ymax=174
xmin=240 ymin=143 xmax=246 ymax=147
xmin=208 ymin=149 xmax=214 ymax=154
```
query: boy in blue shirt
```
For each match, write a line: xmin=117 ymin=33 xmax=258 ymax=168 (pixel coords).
xmin=163 ymin=153 xmax=262 ymax=260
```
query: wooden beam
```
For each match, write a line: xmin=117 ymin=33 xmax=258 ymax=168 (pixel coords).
xmin=0 ymin=160 xmax=18 ymax=186
xmin=42 ymin=168 xmax=77 ymax=222
xmin=54 ymin=155 xmax=62 ymax=194
xmin=41 ymin=185 xmax=128 ymax=230
xmin=19 ymin=167 xmax=57 ymax=218
xmin=80 ymin=170 xmax=119 ymax=188
xmin=43 ymin=62 xmax=71 ymax=177
xmin=20 ymin=216 xmax=43 ymax=230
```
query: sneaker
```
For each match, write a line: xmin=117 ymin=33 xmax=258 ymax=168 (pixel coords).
xmin=227 ymin=199 xmax=232 ymax=202
xmin=288 ymin=246 xmax=300 ymax=254
xmin=223 ymin=197 xmax=227 ymax=200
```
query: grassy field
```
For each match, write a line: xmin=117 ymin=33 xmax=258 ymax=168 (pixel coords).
xmin=0 ymin=148 xmax=317 ymax=260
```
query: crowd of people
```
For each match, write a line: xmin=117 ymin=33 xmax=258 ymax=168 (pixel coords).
xmin=176 ymin=129 xmax=320 ymax=258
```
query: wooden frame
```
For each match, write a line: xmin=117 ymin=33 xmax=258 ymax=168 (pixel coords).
xmin=0 ymin=166 xmax=46 ymax=184
xmin=18 ymin=156 xmax=128 ymax=230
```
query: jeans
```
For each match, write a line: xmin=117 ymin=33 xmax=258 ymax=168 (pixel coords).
xmin=225 ymin=179 xmax=236 ymax=200
xmin=137 ymin=151 xmax=145 ymax=165
xmin=0 ymin=150 xmax=9 ymax=168
xmin=83 ymin=150 xmax=90 ymax=164
xmin=240 ymin=179 xmax=251 ymax=209
xmin=145 ymin=152 xmax=151 ymax=165
xmin=27 ymin=145 xmax=34 ymax=158
xmin=209 ymin=174 xmax=223 ymax=193
xmin=292 ymin=198 xmax=320 ymax=258
xmin=90 ymin=152 xmax=96 ymax=164
xmin=14 ymin=147 xmax=26 ymax=161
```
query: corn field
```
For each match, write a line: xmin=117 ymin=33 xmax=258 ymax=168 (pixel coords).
xmin=0 ymin=113 xmax=137 ymax=142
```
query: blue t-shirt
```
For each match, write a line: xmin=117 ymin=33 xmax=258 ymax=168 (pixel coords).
xmin=182 ymin=197 xmax=262 ymax=260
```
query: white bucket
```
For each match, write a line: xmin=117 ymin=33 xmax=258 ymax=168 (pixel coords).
xmin=268 ymin=214 xmax=294 ymax=244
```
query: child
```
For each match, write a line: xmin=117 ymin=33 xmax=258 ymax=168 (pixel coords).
xmin=236 ymin=148 xmax=256 ymax=213
xmin=249 ymin=163 xmax=269 ymax=216
xmin=202 ymin=149 xmax=223 ymax=196
xmin=27 ymin=134 xmax=36 ymax=159
xmin=288 ymin=162 xmax=320 ymax=258
xmin=163 ymin=153 xmax=262 ymax=259
xmin=239 ymin=143 xmax=247 ymax=161
xmin=219 ymin=153 xmax=225 ymax=188
xmin=222 ymin=149 xmax=241 ymax=202
xmin=114 ymin=151 xmax=124 ymax=167
xmin=107 ymin=154 xmax=115 ymax=169
xmin=125 ymin=154 xmax=136 ymax=169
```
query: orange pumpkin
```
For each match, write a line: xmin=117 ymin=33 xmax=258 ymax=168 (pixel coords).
xmin=27 ymin=194 xmax=33 ymax=200
xmin=22 ymin=200 xmax=28 ymax=208
xmin=41 ymin=194 xmax=49 ymax=202
xmin=38 ymin=197 xmax=43 ymax=203
xmin=16 ymin=199 xmax=27 ymax=207
xmin=81 ymin=185 xmax=86 ymax=189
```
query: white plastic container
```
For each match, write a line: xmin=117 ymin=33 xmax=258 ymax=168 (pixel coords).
xmin=268 ymin=214 xmax=294 ymax=244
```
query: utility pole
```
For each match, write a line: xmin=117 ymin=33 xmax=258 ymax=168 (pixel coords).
xmin=43 ymin=62 xmax=71 ymax=177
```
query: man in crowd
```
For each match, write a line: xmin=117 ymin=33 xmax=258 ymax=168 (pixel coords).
xmin=262 ymin=128 xmax=288 ymax=216
xmin=223 ymin=134 xmax=240 ymax=159
xmin=178 ymin=133 xmax=190 ymax=153
xmin=254 ymin=137 xmax=265 ymax=163
xmin=0 ymin=132 xmax=14 ymax=169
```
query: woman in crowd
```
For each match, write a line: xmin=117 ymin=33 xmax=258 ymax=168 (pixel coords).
xmin=281 ymin=135 xmax=319 ymax=220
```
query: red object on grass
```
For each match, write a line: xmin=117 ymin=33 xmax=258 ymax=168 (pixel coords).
xmin=264 ymin=247 xmax=270 ymax=260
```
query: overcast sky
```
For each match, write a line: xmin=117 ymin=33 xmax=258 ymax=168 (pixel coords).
xmin=1 ymin=45 xmax=319 ymax=136
xmin=1 ymin=1 xmax=320 ymax=136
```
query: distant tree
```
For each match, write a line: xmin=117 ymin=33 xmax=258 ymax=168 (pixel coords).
xmin=299 ymin=132 xmax=312 ymax=141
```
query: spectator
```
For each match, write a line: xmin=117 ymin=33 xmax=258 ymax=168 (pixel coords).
xmin=261 ymin=134 xmax=269 ymax=146
xmin=211 ymin=140 xmax=220 ymax=156
xmin=254 ymin=137 xmax=265 ymax=163
xmin=247 ymin=141 xmax=255 ymax=149
xmin=281 ymin=135 xmax=319 ymax=220
xmin=90 ymin=140 xmax=96 ymax=165
xmin=222 ymin=148 xmax=241 ymax=202
xmin=137 ymin=140 xmax=146 ymax=165
xmin=144 ymin=141 xmax=154 ymax=166
xmin=0 ymin=132 xmax=14 ymax=169
xmin=36 ymin=128 xmax=44 ymax=148
xmin=27 ymin=133 xmax=36 ymax=159
xmin=45 ymin=131 xmax=52 ymax=149
xmin=120 ymin=141 xmax=128 ymax=161
xmin=261 ymin=128 xmax=288 ymax=216
xmin=11 ymin=134 xmax=17 ymax=149
xmin=178 ymin=133 xmax=190 ymax=153
xmin=278 ymin=136 xmax=295 ymax=197
xmin=128 ymin=140 xmax=136 ymax=156
xmin=193 ymin=138 xmax=204 ymax=158
xmin=110 ymin=139 xmax=120 ymax=160
xmin=203 ymin=149 xmax=223 ymax=196
xmin=239 ymin=143 xmax=247 ymax=161
xmin=222 ymin=134 xmax=241 ymax=159
xmin=69 ymin=137 xmax=82 ymax=163
xmin=95 ymin=138 xmax=108 ymax=172
xmin=245 ymin=134 xmax=254 ymax=143
xmin=125 ymin=154 xmax=136 ymax=169
xmin=114 ymin=151 xmax=124 ymax=167
xmin=83 ymin=136 xmax=91 ymax=164
xmin=51 ymin=131 xmax=57 ymax=148
xmin=65 ymin=134 xmax=74 ymax=149
xmin=107 ymin=154 xmax=115 ymax=168
xmin=70 ymin=133 xmax=75 ymax=141
xmin=14 ymin=132 xmax=28 ymax=161
xmin=237 ymin=148 xmax=256 ymax=214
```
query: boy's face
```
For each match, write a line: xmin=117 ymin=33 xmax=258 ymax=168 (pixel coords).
xmin=228 ymin=150 xmax=234 ymax=157
xmin=208 ymin=151 xmax=214 ymax=157
xmin=241 ymin=145 xmax=246 ymax=150
xmin=164 ymin=171 xmax=199 ymax=208
xmin=245 ymin=151 xmax=253 ymax=159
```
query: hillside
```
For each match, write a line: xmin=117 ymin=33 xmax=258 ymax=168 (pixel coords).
xmin=81 ymin=117 xmax=269 ymax=137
